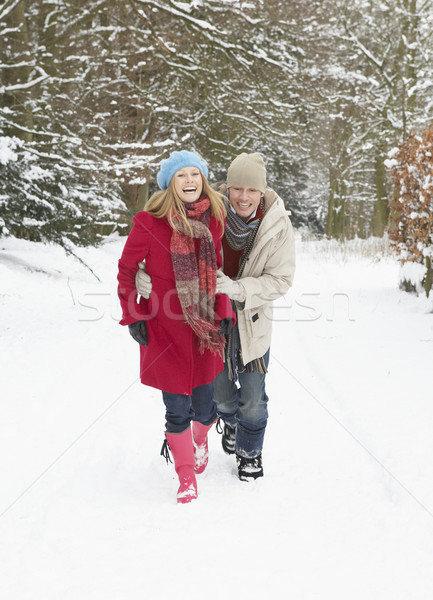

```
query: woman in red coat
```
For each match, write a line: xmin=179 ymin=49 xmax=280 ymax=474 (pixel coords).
xmin=117 ymin=150 xmax=234 ymax=504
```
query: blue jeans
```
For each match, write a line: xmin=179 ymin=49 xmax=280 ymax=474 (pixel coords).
xmin=214 ymin=349 xmax=270 ymax=458
xmin=162 ymin=382 xmax=217 ymax=433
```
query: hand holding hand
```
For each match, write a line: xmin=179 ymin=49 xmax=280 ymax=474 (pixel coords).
xmin=135 ymin=262 xmax=152 ymax=299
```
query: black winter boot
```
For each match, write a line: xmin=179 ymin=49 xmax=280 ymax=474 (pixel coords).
xmin=221 ymin=421 xmax=236 ymax=455
xmin=236 ymin=453 xmax=264 ymax=481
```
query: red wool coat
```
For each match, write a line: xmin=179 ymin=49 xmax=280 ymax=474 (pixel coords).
xmin=117 ymin=209 xmax=235 ymax=395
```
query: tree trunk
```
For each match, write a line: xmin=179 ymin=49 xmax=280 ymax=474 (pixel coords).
xmin=326 ymin=167 xmax=346 ymax=239
xmin=425 ymin=256 xmax=432 ymax=298
xmin=372 ymin=143 xmax=389 ymax=237
xmin=3 ymin=0 xmax=33 ymax=141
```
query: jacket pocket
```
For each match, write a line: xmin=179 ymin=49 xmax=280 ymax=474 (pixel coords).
xmin=245 ymin=306 xmax=271 ymax=339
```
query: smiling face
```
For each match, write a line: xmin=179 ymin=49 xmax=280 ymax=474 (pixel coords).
xmin=228 ymin=186 xmax=263 ymax=221
xmin=173 ymin=166 xmax=203 ymax=203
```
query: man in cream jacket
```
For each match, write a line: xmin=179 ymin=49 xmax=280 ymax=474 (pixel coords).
xmin=213 ymin=152 xmax=295 ymax=480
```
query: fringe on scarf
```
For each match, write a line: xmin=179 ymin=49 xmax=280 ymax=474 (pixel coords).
xmin=225 ymin=316 xmax=268 ymax=381
xmin=184 ymin=306 xmax=226 ymax=356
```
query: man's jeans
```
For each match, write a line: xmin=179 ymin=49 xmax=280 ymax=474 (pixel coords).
xmin=162 ymin=382 xmax=217 ymax=433
xmin=214 ymin=349 xmax=270 ymax=457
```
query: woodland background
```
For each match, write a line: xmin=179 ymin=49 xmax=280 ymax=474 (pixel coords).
xmin=1 ymin=0 xmax=433 ymax=252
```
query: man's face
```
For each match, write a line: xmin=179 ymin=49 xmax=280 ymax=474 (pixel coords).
xmin=228 ymin=186 xmax=263 ymax=221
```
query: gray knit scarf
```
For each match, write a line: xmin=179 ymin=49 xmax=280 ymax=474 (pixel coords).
xmin=224 ymin=198 xmax=268 ymax=380
xmin=224 ymin=199 xmax=264 ymax=253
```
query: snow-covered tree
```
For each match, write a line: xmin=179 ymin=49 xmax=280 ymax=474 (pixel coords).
xmin=385 ymin=124 xmax=433 ymax=297
xmin=0 ymin=0 xmax=126 ymax=248
xmin=325 ymin=0 xmax=433 ymax=237
xmin=2 ymin=0 xmax=433 ymax=245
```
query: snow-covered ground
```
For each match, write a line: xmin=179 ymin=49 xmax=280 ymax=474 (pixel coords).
xmin=1 ymin=234 xmax=432 ymax=600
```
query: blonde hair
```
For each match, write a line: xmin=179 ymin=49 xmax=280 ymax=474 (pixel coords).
xmin=145 ymin=174 xmax=226 ymax=235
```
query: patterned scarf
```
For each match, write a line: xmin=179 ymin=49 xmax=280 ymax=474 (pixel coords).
xmin=170 ymin=197 xmax=225 ymax=356
xmin=224 ymin=198 xmax=267 ymax=380
xmin=224 ymin=199 xmax=264 ymax=253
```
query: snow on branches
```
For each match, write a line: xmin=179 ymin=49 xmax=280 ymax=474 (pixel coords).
xmin=385 ymin=125 xmax=433 ymax=297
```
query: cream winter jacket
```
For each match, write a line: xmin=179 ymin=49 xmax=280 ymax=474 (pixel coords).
xmin=217 ymin=183 xmax=296 ymax=365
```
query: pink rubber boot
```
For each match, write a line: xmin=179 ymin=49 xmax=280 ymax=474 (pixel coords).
xmin=192 ymin=420 xmax=215 ymax=474
xmin=165 ymin=429 xmax=198 ymax=504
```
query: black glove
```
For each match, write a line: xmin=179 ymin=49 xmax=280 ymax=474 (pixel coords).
xmin=218 ymin=318 xmax=234 ymax=337
xmin=128 ymin=321 xmax=148 ymax=346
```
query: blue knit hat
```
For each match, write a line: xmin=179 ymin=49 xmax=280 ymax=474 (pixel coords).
xmin=156 ymin=150 xmax=208 ymax=190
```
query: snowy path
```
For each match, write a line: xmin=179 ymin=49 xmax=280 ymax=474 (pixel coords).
xmin=1 ymin=236 xmax=432 ymax=599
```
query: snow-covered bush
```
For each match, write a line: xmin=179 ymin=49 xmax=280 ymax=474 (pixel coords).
xmin=385 ymin=125 xmax=433 ymax=297
xmin=0 ymin=136 xmax=126 ymax=249
xmin=398 ymin=261 xmax=427 ymax=295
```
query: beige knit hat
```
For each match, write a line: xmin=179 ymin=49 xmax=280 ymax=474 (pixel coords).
xmin=226 ymin=152 xmax=267 ymax=193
